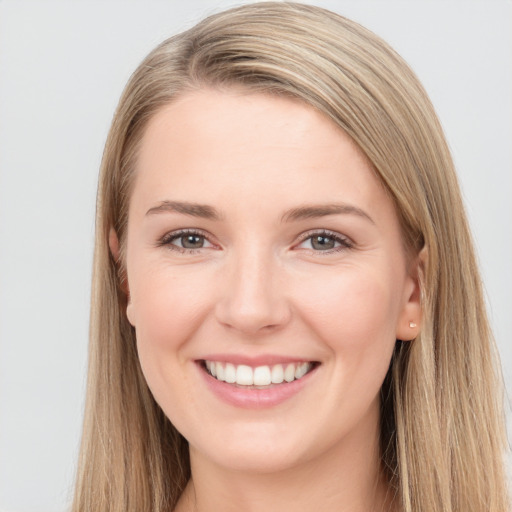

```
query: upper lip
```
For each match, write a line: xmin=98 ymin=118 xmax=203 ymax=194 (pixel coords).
xmin=197 ymin=354 xmax=319 ymax=367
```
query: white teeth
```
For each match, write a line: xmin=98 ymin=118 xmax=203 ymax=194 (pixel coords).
xmin=284 ymin=363 xmax=295 ymax=382
xmin=236 ymin=365 xmax=253 ymax=385
xmin=271 ymin=364 xmax=284 ymax=384
xmin=205 ymin=360 xmax=313 ymax=386
xmin=295 ymin=362 xmax=309 ymax=379
xmin=208 ymin=361 xmax=216 ymax=377
xmin=253 ymin=366 xmax=272 ymax=386
xmin=216 ymin=362 xmax=225 ymax=381
xmin=225 ymin=363 xmax=236 ymax=383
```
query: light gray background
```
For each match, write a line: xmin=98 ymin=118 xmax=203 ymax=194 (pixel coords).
xmin=0 ymin=1 xmax=510 ymax=511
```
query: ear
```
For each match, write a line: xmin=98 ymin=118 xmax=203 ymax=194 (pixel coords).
xmin=109 ymin=228 xmax=134 ymax=325
xmin=109 ymin=227 xmax=121 ymax=261
xmin=395 ymin=247 xmax=426 ymax=342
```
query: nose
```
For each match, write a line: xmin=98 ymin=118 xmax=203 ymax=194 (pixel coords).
xmin=214 ymin=247 xmax=292 ymax=335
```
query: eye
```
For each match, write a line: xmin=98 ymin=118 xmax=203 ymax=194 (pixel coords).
xmin=176 ymin=233 xmax=209 ymax=249
xmin=296 ymin=230 xmax=352 ymax=252
xmin=158 ymin=229 xmax=215 ymax=252
xmin=309 ymin=234 xmax=337 ymax=250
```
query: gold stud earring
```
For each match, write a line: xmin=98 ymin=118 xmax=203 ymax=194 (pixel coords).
xmin=409 ymin=321 xmax=417 ymax=328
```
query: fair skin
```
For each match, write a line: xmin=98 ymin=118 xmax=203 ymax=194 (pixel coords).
xmin=114 ymin=88 xmax=421 ymax=512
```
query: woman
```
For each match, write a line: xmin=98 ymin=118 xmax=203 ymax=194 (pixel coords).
xmin=72 ymin=2 xmax=509 ymax=511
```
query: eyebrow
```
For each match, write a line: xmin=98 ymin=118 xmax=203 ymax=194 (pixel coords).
xmin=281 ymin=203 xmax=375 ymax=224
xmin=146 ymin=200 xmax=222 ymax=220
xmin=145 ymin=200 xmax=374 ymax=224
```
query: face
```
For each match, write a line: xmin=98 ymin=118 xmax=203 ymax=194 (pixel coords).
xmin=121 ymin=88 xmax=421 ymax=474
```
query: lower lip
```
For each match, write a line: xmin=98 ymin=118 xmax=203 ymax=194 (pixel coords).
xmin=197 ymin=362 xmax=318 ymax=409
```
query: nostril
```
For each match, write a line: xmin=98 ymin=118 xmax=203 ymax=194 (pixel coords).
xmin=213 ymin=261 xmax=292 ymax=334
xmin=215 ymin=307 xmax=291 ymax=335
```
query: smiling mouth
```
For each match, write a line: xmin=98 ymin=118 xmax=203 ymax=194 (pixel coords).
xmin=201 ymin=360 xmax=319 ymax=388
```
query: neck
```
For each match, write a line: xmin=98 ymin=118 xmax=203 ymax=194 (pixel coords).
xmin=175 ymin=405 xmax=396 ymax=512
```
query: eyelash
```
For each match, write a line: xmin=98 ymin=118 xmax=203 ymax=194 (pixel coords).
xmin=296 ymin=229 xmax=353 ymax=254
xmin=157 ymin=228 xmax=353 ymax=255
xmin=157 ymin=228 xmax=213 ymax=254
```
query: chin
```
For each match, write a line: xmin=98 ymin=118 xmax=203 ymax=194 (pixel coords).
xmin=186 ymin=415 xmax=337 ymax=475
xmin=196 ymin=440 xmax=308 ymax=474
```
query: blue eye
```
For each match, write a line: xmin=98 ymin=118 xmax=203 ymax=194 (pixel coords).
xmin=310 ymin=235 xmax=337 ymax=250
xmin=177 ymin=234 xmax=207 ymax=249
xmin=159 ymin=230 xmax=214 ymax=252
xmin=297 ymin=231 xmax=352 ymax=252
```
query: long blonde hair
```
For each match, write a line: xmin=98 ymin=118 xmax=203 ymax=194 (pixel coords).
xmin=72 ymin=3 xmax=509 ymax=511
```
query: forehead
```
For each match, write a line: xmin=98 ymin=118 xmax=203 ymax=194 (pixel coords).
xmin=132 ymin=88 xmax=390 ymax=219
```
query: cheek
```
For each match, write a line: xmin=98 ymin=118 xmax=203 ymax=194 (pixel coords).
xmin=131 ymin=265 xmax=209 ymax=341
xmin=128 ymin=267 xmax=213 ymax=396
xmin=297 ymin=265 xmax=401 ymax=349
xmin=295 ymin=267 xmax=401 ymax=423
xmin=130 ymin=272 xmax=214 ymax=437
xmin=294 ymin=263 xmax=403 ymax=406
